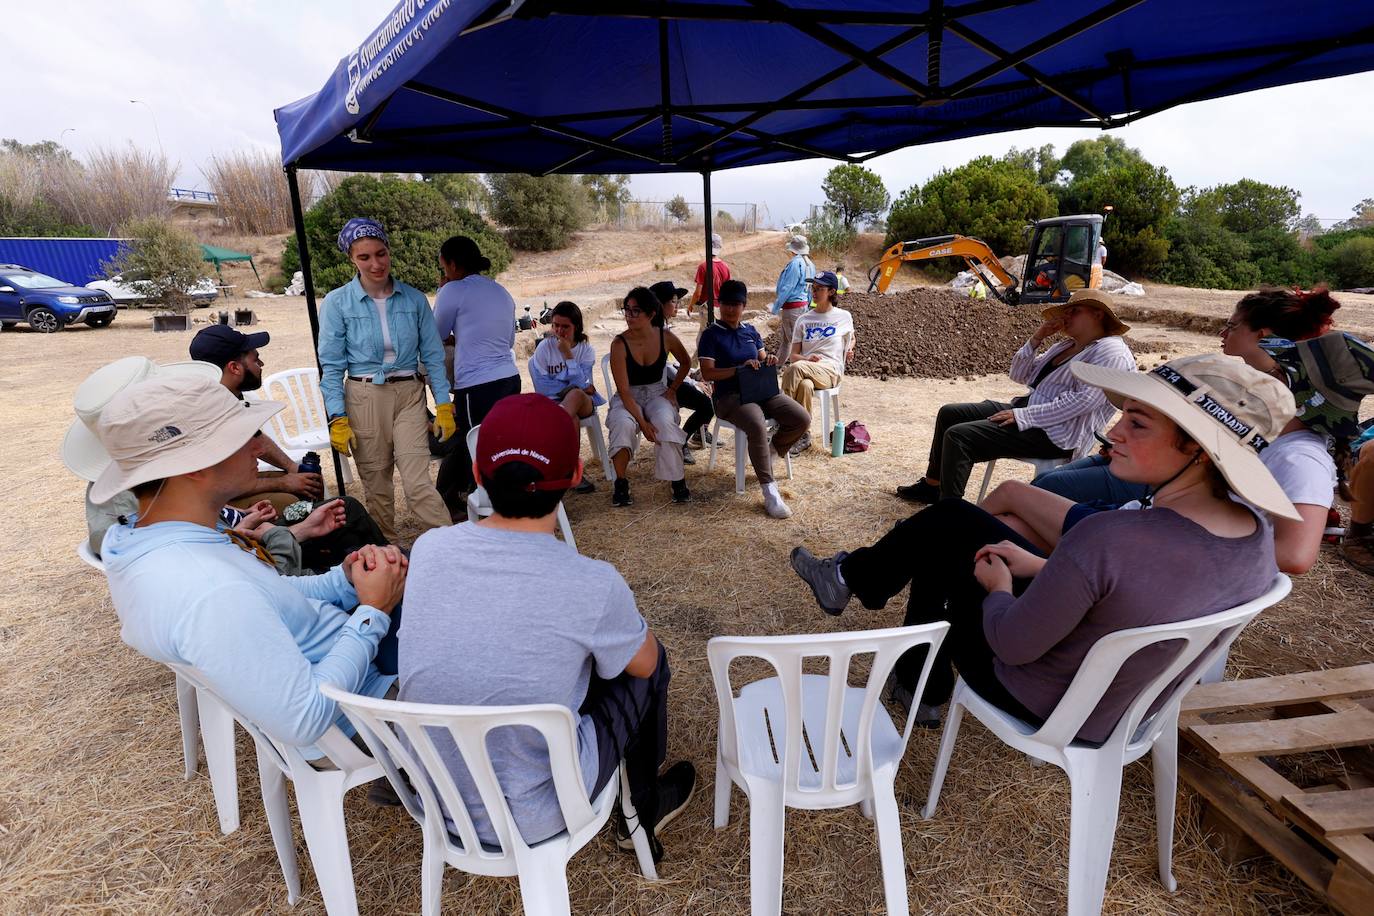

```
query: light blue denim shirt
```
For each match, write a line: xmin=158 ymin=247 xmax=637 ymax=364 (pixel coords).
xmin=772 ymin=254 xmax=815 ymax=314
xmin=317 ymin=276 xmax=451 ymax=418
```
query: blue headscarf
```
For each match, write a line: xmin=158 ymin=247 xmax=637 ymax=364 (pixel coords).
xmin=337 ymin=218 xmax=389 ymax=254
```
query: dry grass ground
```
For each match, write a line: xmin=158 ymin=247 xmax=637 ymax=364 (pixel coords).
xmin=0 ymin=287 xmax=1368 ymax=915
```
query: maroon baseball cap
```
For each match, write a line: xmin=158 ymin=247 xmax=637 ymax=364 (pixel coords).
xmin=476 ymin=394 xmax=580 ymax=490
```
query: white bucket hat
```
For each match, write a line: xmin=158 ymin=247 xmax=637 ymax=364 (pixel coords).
xmin=786 ymin=234 xmax=810 ymax=255
xmin=1071 ymin=353 xmax=1299 ymax=520
xmin=711 ymin=232 xmax=723 ymax=254
xmin=90 ymin=374 xmax=283 ymax=503
xmin=63 ymin=357 xmax=223 ymax=483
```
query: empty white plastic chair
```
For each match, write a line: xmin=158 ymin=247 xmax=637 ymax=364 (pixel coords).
xmin=975 ymin=455 xmax=1068 ymax=503
xmin=922 ymin=575 xmax=1291 ymax=916
xmin=79 ymin=541 xmax=241 ymax=833
xmin=252 ymin=368 xmax=354 ymax=486
xmin=466 ymin=425 xmax=577 ymax=551
xmin=173 ymin=664 xmax=382 ymax=916
xmin=321 ymin=685 xmax=659 ymax=916
xmin=817 ymin=380 xmax=842 ymax=447
xmin=706 ymin=416 xmax=794 ymax=496
xmin=708 ymin=623 xmax=951 ymax=916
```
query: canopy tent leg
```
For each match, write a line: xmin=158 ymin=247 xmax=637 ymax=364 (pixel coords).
xmin=286 ymin=165 xmax=347 ymax=497
xmin=702 ymin=170 xmax=714 ymax=325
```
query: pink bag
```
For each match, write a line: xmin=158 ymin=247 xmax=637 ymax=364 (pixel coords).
xmin=843 ymin=420 xmax=871 ymax=453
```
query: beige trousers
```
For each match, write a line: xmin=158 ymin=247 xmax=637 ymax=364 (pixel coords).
xmin=781 ymin=361 xmax=841 ymax=420
xmin=776 ymin=306 xmax=804 ymax=361
xmin=344 ymin=378 xmax=450 ymax=541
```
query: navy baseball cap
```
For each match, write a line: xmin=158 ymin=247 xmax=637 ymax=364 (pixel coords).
xmin=807 ymin=271 xmax=839 ymax=290
xmin=718 ymin=279 xmax=749 ymax=304
xmin=189 ymin=325 xmax=271 ymax=368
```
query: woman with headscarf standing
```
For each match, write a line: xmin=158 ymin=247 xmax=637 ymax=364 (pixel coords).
xmin=431 ymin=235 xmax=521 ymax=518
xmin=319 ymin=218 xmax=456 ymax=542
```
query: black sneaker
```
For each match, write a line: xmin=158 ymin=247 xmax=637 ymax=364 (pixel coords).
xmin=789 ymin=546 xmax=851 ymax=615
xmin=612 ymin=478 xmax=633 ymax=507
xmin=574 ymin=478 xmax=596 ymax=494
xmin=681 ymin=444 xmax=696 ymax=465
xmin=883 ymin=674 xmax=942 ymax=728
xmin=671 ymin=479 xmax=691 ymax=503
xmin=895 ymin=479 xmax=941 ymax=503
xmin=788 ymin=433 xmax=812 ymax=457
xmin=617 ymin=761 xmax=697 ymax=856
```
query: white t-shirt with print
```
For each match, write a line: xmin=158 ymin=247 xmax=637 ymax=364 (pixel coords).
xmin=791 ymin=306 xmax=854 ymax=372
xmin=1260 ymin=428 xmax=1336 ymax=509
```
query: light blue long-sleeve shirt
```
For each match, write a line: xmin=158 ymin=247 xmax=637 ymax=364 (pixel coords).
xmin=527 ymin=337 xmax=606 ymax=406
xmin=317 ymin=276 xmax=451 ymax=418
xmin=772 ymin=253 xmax=815 ymax=314
xmin=103 ymin=519 xmax=394 ymax=757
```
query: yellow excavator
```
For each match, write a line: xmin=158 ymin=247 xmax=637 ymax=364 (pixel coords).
xmin=867 ymin=213 xmax=1106 ymax=306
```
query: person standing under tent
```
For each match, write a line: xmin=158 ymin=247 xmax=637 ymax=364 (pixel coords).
xmin=319 ymin=218 xmax=455 ymax=543
xmin=689 ymin=233 xmax=731 ymax=322
xmin=772 ymin=234 xmax=815 ymax=362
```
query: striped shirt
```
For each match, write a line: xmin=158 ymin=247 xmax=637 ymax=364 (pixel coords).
xmin=1009 ymin=336 xmax=1135 ymax=458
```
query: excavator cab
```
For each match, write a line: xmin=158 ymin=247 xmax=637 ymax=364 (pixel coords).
xmin=1018 ymin=214 xmax=1103 ymax=306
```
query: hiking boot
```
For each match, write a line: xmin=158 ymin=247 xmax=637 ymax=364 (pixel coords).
xmin=671 ymin=479 xmax=691 ymax=503
xmin=789 ymin=546 xmax=851 ymax=615
xmin=1343 ymin=534 xmax=1374 ymax=576
xmin=617 ymin=761 xmax=697 ymax=858
xmin=686 ymin=428 xmax=710 ymax=450
xmin=681 ymin=444 xmax=696 ymax=465
xmin=788 ymin=433 xmax=812 ymax=457
xmin=883 ymin=675 xmax=943 ymax=727
xmin=612 ymin=478 xmax=633 ymax=507
xmin=895 ymin=479 xmax=941 ymax=503
xmin=574 ymin=478 xmax=596 ymax=494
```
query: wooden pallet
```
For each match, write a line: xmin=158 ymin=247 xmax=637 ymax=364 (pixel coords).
xmin=1179 ymin=664 xmax=1374 ymax=916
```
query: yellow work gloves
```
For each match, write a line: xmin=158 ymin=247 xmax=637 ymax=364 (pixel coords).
xmin=329 ymin=416 xmax=357 ymax=456
xmin=432 ymin=402 xmax=457 ymax=443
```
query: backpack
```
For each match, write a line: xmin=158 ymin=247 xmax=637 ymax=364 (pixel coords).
xmin=843 ymin=420 xmax=871 ymax=453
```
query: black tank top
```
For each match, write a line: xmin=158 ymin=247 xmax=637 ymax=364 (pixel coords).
xmin=619 ymin=328 xmax=668 ymax=385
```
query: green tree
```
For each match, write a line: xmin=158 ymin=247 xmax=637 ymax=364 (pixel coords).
xmin=105 ymin=217 xmax=209 ymax=311
xmin=1329 ymin=237 xmax=1374 ymax=288
xmin=579 ymin=174 xmax=632 ymax=210
xmin=1158 ymin=218 xmax=1259 ymax=289
xmin=664 ymin=194 xmax=691 ymax=224
xmin=1002 ymin=144 xmax=1060 ymax=186
xmin=886 ymin=156 xmax=1058 ymax=257
xmin=1058 ymin=136 xmax=1141 ymax=184
xmin=423 ymin=173 xmax=489 ymax=210
xmin=1336 ymin=197 xmax=1374 ymax=231
xmin=1062 ymin=156 xmax=1179 ymax=276
xmin=1183 ymin=179 xmax=1300 ymax=235
xmin=281 ymin=175 xmax=510 ymax=293
xmin=821 ymin=164 xmax=890 ymax=230
xmin=487 ymin=173 xmax=590 ymax=250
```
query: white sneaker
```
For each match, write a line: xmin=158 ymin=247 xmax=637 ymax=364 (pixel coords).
xmin=762 ymin=482 xmax=792 ymax=519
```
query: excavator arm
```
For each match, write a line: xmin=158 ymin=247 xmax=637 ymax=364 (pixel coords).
xmin=867 ymin=235 xmax=1020 ymax=302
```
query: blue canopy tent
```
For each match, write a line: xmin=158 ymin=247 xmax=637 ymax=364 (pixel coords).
xmin=276 ymin=0 xmax=1374 ymax=489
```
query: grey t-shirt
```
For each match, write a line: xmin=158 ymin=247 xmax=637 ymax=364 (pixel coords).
xmin=399 ymin=521 xmax=648 ymax=846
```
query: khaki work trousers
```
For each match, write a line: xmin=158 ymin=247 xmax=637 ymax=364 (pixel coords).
xmin=344 ymin=377 xmax=450 ymax=542
xmin=781 ymin=361 xmax=840 ymax=420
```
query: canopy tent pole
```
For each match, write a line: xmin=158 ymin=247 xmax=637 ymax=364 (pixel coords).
xmin=702 ymin=170 xmax=714 ymax=325
xmin=286 ymin=165 xmax=347 ymax=497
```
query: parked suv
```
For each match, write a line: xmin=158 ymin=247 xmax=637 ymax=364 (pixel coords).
xmin=0 ymin=265 xmax=118 ymax=332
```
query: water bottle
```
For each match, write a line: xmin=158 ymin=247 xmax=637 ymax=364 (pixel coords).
xmin=831 ymin=420 xmax=844 ymax=457
xmin=298 ymin=451 xmax=322 ymax=476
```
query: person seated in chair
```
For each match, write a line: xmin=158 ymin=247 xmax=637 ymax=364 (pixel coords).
xmin=529 ymin=300 xmax=602 ymax=494
xmin=781 ymin=270 xmax=853 ymax=455
xmin=95 ymin=373 xmax=407 ymax=757
xmin=791 ymin=355 xmax=1293 ymax=739
xmin=897 ymin=289 xmax=1134 ymax=503
xmin=400 ymin=393 xmax=696 ymax=858
xmin=650 ymin=280 xmax=715 ymax=464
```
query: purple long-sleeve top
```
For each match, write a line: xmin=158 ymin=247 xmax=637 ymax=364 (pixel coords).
xmin=984 ymin=506 xmax=1276 ymax=743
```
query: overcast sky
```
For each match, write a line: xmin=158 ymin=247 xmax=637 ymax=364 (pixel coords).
xmin=12 ymin=0 xmax=1373 ymax=228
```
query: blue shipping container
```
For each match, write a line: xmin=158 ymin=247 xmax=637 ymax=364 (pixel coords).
xmin=0 ymin=237 xmax=131 ymax=286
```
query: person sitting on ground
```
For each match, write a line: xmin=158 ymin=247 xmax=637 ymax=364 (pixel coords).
xmin=400 ymin=393 xmax=695 ymax=858
xmin=791 ymin=354 xmax=1295 ymax=732
xmin=781 ymin=271 xmax=854 ymax=455
xmin=698 ymin=279 xmax=809 ymax=519
xmin=605 ymin=287 xmax=693 ymax=506
xmin=96 ymin=373 xmax=407 ymax=757
xmin=528 ymin=300 xmax=601 ymax=494
xmin=772 ymin=234 xmax=815 ymax=361
xmin=650 ymin=279 xmax=715 ymax=464
xmin=689 ymin=233 xmax=731 ymax=319
xmin=897 ymin=289 xmax=1135 ymax=503
xmin=189 ymin=324 xmax=324 ymax=510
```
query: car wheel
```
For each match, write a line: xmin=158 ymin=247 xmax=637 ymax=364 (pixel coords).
xmin=27 ymin=307 xmax=63 ymax=333
xmin=85 ymin=313 xmax=115 ymax=328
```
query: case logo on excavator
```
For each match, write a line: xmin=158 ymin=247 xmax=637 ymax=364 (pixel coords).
xmin=928 ymin=247 xmax=954 ymax=257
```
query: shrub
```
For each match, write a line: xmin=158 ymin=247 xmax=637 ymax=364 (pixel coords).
xmin=206 ymin=150 xmax=305 ymax=234
xmin=804 ymin=209 xmax=856 ymax=256
xmin=664 ymin=194 xmax=691 ymax=224
xmin=105 ymin=218 xmax=209 ymax=312
xmin=1158 ymin=218 xmax=1258 ymax=289
xmin=487 ymin=173 xmax=589 ymax=250
xmin=821 ymin=164 xmax=890 ymax=230
xmin=423 ymin=173 xmax=489 ymax=212
xmin=886 ymin=156 xmax=1058 ymax=256
xmin=48 ymin=144 xmax=176 ymax=236
xmin=281 ymin=175 xmax=510 ymax=293
xmin=1329 ymin=237 xmax=1374 ymax=288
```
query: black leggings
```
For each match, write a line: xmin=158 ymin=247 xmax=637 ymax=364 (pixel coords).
xmin=436 ymin=374 xmax=521 ymax=512
xmin=676 ymin=381 xmax=714 ymax=438
xmin=838 ymin=498 xmax=1046 ymax=719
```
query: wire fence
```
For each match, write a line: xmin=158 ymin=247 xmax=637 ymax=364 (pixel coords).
xmin=600 ymin=200 xmax=758 ymax=233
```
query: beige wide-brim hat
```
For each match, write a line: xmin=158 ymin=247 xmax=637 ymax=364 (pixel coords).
xmin=1071 ymin=354 xmax=1299 ymax=520
xmin=62 ymin=357 xmax=223 ymax=483
xmin=1043 ymin=289 xmax=1130 ymax=337
xmin=90 ymin=374 xmax=283 ymax=503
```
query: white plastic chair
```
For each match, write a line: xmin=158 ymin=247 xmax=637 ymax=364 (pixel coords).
xmin=975 ymin=455 xmax=1068 ymax=503
xmin=322 ymin=685 xmax=659 ymax=916
xmin=252 ymin=368 xmax=354 ymax=485
xmin=708 ymin=623 xmax=951 ymax=916
xmin=173 ymin=664 xmax=383 ymax=916
xmin=707 ymin=416 xmax=794 ymax=495
xmin=922 ymin=575 xmax=1291 ymax=916
xmin=580 ymin=412 xmax=614 ymax=482
xmin=817 ymin=380 xmax=842 ymax=445
xmin=78 ymin=541 xmax=242 ymax=833
xmin=466 ymin=425 xmax=577 ymax=551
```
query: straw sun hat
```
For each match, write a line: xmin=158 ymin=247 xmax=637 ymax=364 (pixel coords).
xmin=1042 ymin=289 xmax=1130 ymax=337
xmin=1071 ymin=353 xmax=1300 ymax=520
